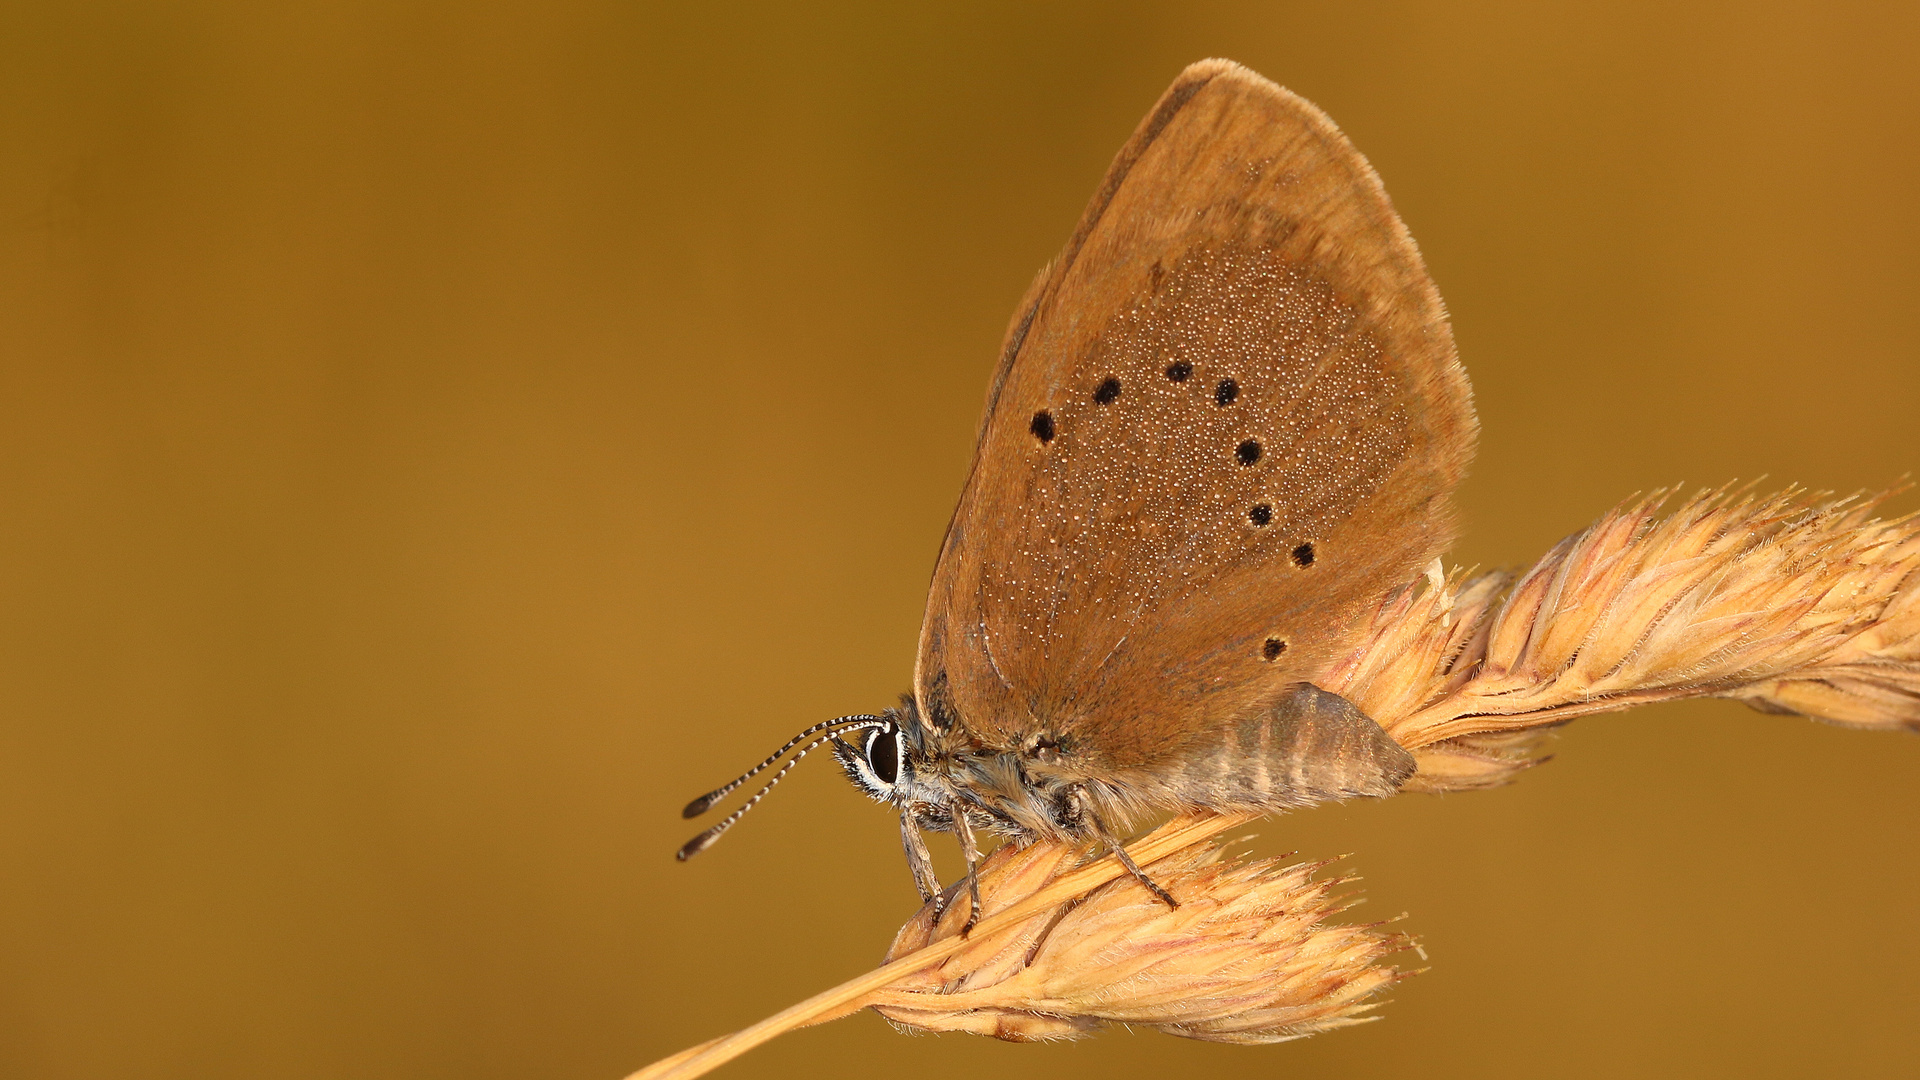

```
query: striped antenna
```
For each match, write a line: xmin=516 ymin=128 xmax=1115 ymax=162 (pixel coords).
xmin=675 ymin=718 xmax=886 ymax=861
xmin=681 ymin=714 xmax=883 ymax=818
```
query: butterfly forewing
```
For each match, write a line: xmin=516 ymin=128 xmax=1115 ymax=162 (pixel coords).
xmin=916 ymin=60 xmax=1475 ymax=783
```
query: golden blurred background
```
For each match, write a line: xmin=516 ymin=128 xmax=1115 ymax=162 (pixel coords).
xmin=3 ymin=2 xmax=1917 ymax=1077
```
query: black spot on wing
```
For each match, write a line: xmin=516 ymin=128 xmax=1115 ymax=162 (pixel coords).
xmin=1030 ymin=410 xmax=1056 ymax=443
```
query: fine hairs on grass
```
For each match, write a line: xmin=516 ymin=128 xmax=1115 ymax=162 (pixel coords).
xmin=633 ymin=486 xmax=1920 ymax=1080
xmin=864 ymin=832 xmax=1409 ymax=1044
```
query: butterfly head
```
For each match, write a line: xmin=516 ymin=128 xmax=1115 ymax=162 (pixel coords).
xmin=829 ymin=708 xmax=915 ymax=803
xmin=825 ymin=698 xmax=986 ymax=826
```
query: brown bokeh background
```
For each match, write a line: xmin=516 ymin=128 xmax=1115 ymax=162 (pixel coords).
xmin=3 ymin=3 xmax=1917 ymax=1078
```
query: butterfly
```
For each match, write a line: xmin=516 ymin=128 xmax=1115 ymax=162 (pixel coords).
xmin=680 ymin=58 xmax=1477 ymax=926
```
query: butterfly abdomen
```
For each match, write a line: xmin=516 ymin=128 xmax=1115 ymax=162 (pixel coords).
xmin=1135 ymin=683 xmax=1415 ymax=812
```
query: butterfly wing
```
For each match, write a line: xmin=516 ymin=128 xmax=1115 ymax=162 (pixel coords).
xmin=915 ymin=60 xmax=1475 ymax=791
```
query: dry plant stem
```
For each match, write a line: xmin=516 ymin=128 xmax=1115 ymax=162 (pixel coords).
xmin=625 ymin=812 xmax=1255 ymax=1080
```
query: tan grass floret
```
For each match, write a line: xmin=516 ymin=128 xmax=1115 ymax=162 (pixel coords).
xmin=1326 ymin=485 xmax=1920 ymax=789
xmin=869 ymin=835 xmax=1408 ymax=1043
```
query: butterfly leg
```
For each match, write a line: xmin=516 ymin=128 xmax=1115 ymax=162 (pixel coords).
xmin=949 ymin=806 xmax=987 ymax=938
xmin=1070 ymin=786 xmax=1179 ymax=909
xmin=898 ymin=807 xmax=942 ymax=903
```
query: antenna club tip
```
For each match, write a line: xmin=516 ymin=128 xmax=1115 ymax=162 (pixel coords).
xmin=676 ymin=830 xmax=719 ymax=861
xmin=682 ymin=795 xmax=715 ymax=819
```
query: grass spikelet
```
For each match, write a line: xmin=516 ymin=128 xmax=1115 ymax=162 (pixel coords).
xmin=1321 ymin=485 xmax=1920 ymax=788
xmin=869 ymin=836 xmax=1410 ymax=1043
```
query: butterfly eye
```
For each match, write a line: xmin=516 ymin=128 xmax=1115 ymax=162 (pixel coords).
xmin=865 ymin=726 xmax=901 ymax=786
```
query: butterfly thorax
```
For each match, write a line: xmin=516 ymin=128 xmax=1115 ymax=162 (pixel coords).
xmin=832 ymin=698 xmax=1106 ymax=842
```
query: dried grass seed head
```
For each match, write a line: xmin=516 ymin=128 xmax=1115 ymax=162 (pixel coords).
xmin=868 ymin=830 xmax=1413 ymax=1044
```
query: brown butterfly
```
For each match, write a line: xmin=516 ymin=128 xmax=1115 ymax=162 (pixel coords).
xmin=680 ymin=58 xmax=1477 ymax=924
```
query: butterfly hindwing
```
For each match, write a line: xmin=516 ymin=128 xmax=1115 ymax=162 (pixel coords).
xmin=915 ymin=60 xmax=1475 ymax=800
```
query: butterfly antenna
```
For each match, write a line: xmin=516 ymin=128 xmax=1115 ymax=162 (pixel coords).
xmin=675 ymin=719 xmax=885 ymax=861
xmin=680 ymin=713 xmax=883 ymax=818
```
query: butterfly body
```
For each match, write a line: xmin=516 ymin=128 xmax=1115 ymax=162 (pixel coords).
xmin=837 ymin=683 xmax=1417 ymax=846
